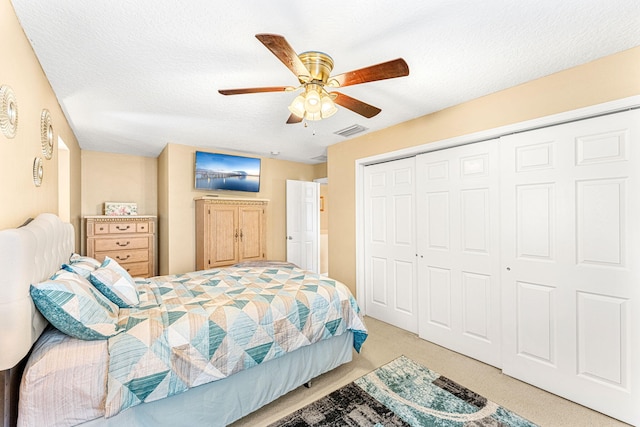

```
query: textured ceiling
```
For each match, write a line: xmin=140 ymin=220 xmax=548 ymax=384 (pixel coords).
xmin=11 ymin=0 xmax=640 ymax=163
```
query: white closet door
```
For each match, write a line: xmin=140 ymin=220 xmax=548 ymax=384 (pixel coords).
xmin=364 ymin=157 xmax=417 ymax=332
xmin=416 ymin=139 xmax=501 ymax=367
xmin=501 ymin=109 xmax=640 ymax=425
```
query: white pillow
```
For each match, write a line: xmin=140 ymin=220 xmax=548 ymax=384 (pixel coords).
xmin=89 ymin=257 xmax=139 ymax=308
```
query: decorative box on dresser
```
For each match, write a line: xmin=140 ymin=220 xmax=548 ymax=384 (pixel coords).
xmin=85 ymin=215 xmax=157 ymax=277
xmin=195 ymin=197 xmax=268 ymax=269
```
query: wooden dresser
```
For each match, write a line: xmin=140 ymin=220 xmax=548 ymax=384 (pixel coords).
xmin=85 ymin=215 xmax=157 ymax=277
xmin=195 ymin=197 xmax=268 ymax=269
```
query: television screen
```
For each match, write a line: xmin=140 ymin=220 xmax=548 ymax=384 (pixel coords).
xmin=195 ymin=151 xmax=261 ymax=192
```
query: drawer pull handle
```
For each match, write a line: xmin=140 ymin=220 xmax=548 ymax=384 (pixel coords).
xmin=116 ymin=225 xmax=131 ymax=231
xmin=99 ymin=227 xmax=105 ymax=231
xmin=116 ymin=255 xmax=131 ymax=261
xmin=116 ymin=241 xmax=130 ymax=247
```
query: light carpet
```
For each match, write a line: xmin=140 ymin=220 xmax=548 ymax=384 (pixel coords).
xmin=269 ymin=355 xmax=537 ymax=426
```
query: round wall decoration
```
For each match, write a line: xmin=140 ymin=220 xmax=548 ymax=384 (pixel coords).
xmin=0 ymin=85 xmax=18 ymax=139
xmin=40 ymin=109 xmax=54 ymax=159
xmin=33 ymin=157 xmax=43 ymax=187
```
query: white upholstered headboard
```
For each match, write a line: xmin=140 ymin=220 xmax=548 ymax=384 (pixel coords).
xmin=0 ymin=213 xmax=74 ymax=370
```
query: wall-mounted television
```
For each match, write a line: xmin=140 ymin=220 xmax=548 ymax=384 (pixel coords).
xmin=194 ymin=151 xmax=261 ymax=193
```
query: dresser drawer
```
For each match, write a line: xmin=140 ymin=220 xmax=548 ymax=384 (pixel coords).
xmin=108 ymin=222 xmax=138 ymax=234
xmin=95 ymin=249 xmax=149 ymax=264
xmin=93 ymin=237 xmax=149 ymax=252
xmin=119 ymin=261 xmax=149 ymax=278
xmin=91 ymin=221 xmax=150 ymax=235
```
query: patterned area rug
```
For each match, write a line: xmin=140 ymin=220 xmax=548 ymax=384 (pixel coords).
xmin=269 ymin=356 xmax=538 ymax=426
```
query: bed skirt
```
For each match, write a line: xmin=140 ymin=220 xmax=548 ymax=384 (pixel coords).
xmin=80 ymin=331 xmax=354 ymax=426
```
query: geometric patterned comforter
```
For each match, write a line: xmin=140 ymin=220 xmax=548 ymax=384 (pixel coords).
xmin=105 ymin=265 xmax=368 ymax=417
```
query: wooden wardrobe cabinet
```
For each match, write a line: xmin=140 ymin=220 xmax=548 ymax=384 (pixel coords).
xmin=85 ymin=215 xmax=157 ymax=277
xmin=195 ymin=197 xmax=268 ymax=269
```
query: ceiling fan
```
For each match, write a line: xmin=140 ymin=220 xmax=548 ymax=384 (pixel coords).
xmin=218 ymin=34 xmax=410 ymax=124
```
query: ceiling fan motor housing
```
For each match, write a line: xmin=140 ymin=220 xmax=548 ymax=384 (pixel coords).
xmin=298 ymin=51 xmax=334 ymax=84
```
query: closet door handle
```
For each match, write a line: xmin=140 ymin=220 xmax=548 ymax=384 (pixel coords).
xmin=240 ymin=230 xmax=243 ymax=241
xmin=235 ymin=229 xmax=238 ymax=241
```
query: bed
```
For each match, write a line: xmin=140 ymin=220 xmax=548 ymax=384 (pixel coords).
xmin=0 ymin=214 xmax=367 ymax=426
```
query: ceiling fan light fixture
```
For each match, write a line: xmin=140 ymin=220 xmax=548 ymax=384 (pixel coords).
xmin=304 ymin=87 xmax=322 ymax=113
xmin=320 ymin=95 xmax=337 ymax=119
xmin=288 ymin=94 xmax=306 ymax=118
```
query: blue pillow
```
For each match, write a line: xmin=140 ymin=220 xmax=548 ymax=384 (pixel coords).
xmin=30 ymin=270 xmax=121 ymax=340
xmin=89 ymin=258 xmax=140 ymax=308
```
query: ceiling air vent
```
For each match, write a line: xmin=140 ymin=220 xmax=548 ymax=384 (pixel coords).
xmin=312 ymin=154 xmax=328 ymax=162
xmin=334 ymin=124 xmax=368 ymax=138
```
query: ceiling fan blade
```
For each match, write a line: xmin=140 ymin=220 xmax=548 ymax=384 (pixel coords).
xmin=218 ymin=86 xmax=291 ymax=95
xmin=331 ymin=58 xmax=409 ymax=88
xmin=333 ymin=92 xmax=381 ymax=118
xmin=255 ymin=34 xmax=310 ymax=81
xmin=286 ymin=113 xmax=303 ymax=124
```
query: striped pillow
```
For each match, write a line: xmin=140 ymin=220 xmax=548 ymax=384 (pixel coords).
xmin=89 ymin=257 xmax=139 ymax=308
xmin=62 ymin=253 xmax=102 ymax=278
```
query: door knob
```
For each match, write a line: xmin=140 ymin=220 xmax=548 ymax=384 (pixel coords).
xmin=287 ymin=236 xmax=293 ymax=240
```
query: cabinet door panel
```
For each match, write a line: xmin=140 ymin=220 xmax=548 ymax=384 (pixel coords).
xmin=208 ymin=206 xmax=238 ymax=267
xmin=239 ymin=207 xmax=264 ymax=261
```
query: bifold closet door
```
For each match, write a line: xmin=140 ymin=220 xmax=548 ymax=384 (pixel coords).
xmin=364 ymin=157 xmax=418 ymax=333
xmin=416 ymin=139 xmax=502 ymax=367
xmin=501 ymin=109 xmax=640 ymax=425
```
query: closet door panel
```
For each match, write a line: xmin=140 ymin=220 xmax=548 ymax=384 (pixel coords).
xmin=417 ymin=139 xmax=501 ymax=367
xmin=501 ymin=109 xmax=640 ymax=425
xmin=516 ymin=281 xmax=556 ymax=365
xmin=426 ymin=266 xmax=452 ymax=329
xmin=364 ymin=157 xmax=418 ymax=332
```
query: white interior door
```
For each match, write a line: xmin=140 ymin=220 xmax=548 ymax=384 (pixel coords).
xmin=501 ymin=109 xmax=640 ymax=425
xmin=364 ymin=157 xmax=417 ymax=333
xmin=416 ymin=139 xmax=501 ymax=367
xmin=286 ymin=180 xmax=319 ymax=272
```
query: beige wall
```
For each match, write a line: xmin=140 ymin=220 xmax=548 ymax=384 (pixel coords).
xmin=0 ymin=0 xmax=81 ymax=246
xmin=328 ymin=46 xmax=640 ymax=294
xmin=81 ymin=151 xmax=158 ymax=216
xmin=158 ymin=143 xmax=324 ymax=275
